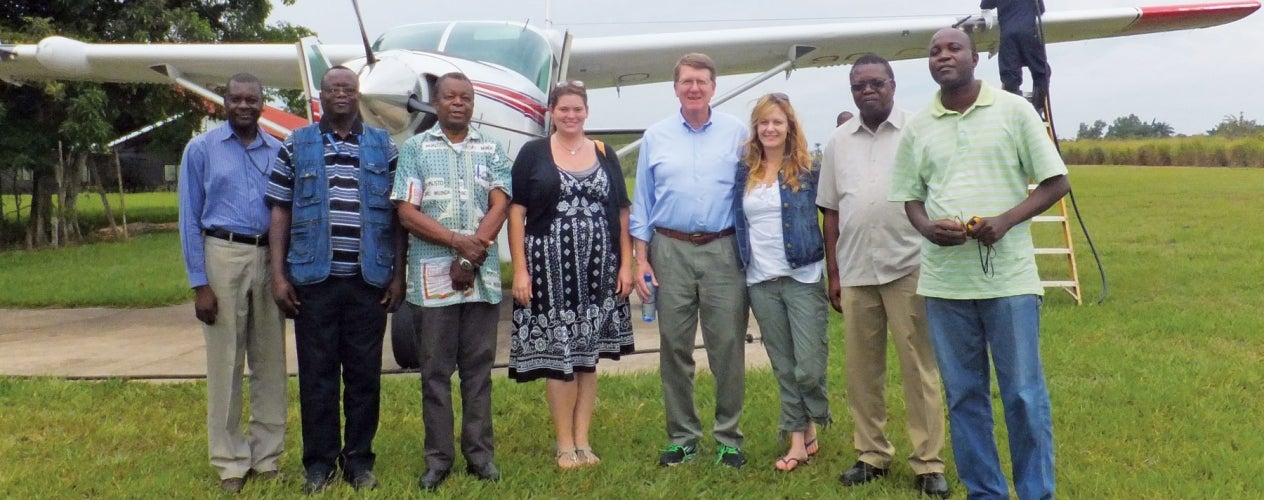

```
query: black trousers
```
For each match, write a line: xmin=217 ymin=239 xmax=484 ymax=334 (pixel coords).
xmin=410 ymin=301 xmax=499 ymax=470
xmin=998 ymin=31 xmax=1051 ymax=99
xmin=293 ymin=276 xmax=387 ymax=478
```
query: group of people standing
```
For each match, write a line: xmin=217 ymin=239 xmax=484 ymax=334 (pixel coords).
xmin=179 ymin=25 xmax=1067 ymax=499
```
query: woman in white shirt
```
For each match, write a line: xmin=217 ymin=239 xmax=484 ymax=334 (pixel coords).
xmin=732 ymin=93 xmax=830 ymax=472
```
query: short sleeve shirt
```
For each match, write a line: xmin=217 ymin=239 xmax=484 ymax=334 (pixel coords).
xmin=889 ymin=82 xmax=1067 ymax=299
xmin=391 ymin=125 xmax=512 ymax=307
xmin=816 ymin=107 xmax=922 ymax=287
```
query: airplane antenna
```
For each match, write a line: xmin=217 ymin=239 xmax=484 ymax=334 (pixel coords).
xmin=545 ymin=0 xmax=552 ymax=28
xmin=350 ymin=0 xmax=376 ymax=63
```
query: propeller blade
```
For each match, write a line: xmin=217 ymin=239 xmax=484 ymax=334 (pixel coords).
xmin=350 ymin=0 xmax=376 ymax=63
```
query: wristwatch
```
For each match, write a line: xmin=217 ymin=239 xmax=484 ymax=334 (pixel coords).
xmin=458 ymin=257 xmax=476 ymax=271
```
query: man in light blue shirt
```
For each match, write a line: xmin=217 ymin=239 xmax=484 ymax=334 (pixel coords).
xmin=177 ymin=72 xmax=286 ymax=493
xmin=631 ymin=52 xmax=750 ymax=468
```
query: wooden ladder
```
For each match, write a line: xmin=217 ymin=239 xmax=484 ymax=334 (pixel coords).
xmin=1029 ymin=108 xmax=1082 ymax=304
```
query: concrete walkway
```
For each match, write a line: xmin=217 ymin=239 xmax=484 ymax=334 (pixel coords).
xmin=0 ymin=299 xmax=767 ymax=380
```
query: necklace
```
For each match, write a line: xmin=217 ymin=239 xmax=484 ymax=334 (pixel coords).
xmin=556 ymin=136 xmax=586 ymax=156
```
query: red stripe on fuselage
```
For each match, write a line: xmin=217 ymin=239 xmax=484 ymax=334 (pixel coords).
xmin=472 ymin=81 xmax=546 ymax=124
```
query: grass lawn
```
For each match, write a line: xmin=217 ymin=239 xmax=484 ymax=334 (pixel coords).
xmin=1 ymin=166 xmax=1263 ymax=497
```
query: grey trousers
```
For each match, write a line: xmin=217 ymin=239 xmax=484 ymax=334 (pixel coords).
xmin=411 ymin=301 xmax=498 ymax=470
xmin=202 ymin=237 xmax=287 ymax=480
xmin=748 ymin=277 xmax=831 ymax=433
xmin=649 ymin=234 xmax=749 ymax=449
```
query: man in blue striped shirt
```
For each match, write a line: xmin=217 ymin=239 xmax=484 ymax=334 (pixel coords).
xmin=266 ymin=66 xmax=406 ymax=494
xmin=177 ymin=72 xmax=286 ymax=493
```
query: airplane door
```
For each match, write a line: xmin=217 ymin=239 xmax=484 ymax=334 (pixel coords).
xmin=297 ymin=36 xmax=333 ymax=123
xmin=545 ymin=30 xmax=574 ymax=132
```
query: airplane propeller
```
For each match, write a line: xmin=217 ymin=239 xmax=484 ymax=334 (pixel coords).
xmin=348 ymin=0 xmax=436 ymax=137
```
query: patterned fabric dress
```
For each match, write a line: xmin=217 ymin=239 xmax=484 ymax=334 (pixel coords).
xmin=509 ymin=161 xmax=634 ymax=382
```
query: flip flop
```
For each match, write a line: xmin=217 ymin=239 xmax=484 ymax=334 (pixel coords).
xmin=775 ymin=456 xmax=807 ymax=472
xmin=805 ymin=439 xmax=819 ymax=457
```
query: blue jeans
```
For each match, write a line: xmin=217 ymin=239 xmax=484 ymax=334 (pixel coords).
xmin=924 ymin=295 xmax=1054 ymax=500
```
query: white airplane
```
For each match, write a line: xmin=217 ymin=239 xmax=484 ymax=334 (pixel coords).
xmin=1 ymin=1 xmax=1256 ymax=367
xmin=1 ymin=1 xmax=1258 ymax=154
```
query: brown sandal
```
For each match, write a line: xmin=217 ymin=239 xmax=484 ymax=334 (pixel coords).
xmin=775 ymin=455 xmax=808 ymax=472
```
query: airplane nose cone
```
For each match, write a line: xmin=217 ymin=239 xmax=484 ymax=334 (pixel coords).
xmin=358 ymin=58 xmax=428 ymax=136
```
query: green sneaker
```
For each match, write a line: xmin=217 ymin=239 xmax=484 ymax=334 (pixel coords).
xmin=658 ymin=443 xmax=698 ymax=466
xmin=715 ymin=444 xmax=747 ymax=468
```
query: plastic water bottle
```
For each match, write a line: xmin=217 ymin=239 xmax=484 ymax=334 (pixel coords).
xmin=641 ymin=273 xmax=657 ymax=322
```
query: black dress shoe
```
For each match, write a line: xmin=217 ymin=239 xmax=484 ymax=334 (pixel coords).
xmin=915 ymin=472 xmax=951 ymax=498
xmin=418 ymin=468 xmax=450 ymax=491
xmin=466 ymin=462 xmax=501 ymax=482
xmin=349 ymin=470 xmax=379 ymax=491
xmin=839 ymin=461 xmax=888 ymax=486
xmin=301 ymin=469 xmax=334 ymax=495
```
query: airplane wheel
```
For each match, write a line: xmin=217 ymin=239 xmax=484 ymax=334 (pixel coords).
xmin=389 ymin=309 xmax=420 ymax=369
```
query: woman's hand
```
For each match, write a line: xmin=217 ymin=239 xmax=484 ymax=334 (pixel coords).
xmin=512 ymin=267 xmax=532 ymax=306
xmin=616 ymin=263 xmax=634 ymax=299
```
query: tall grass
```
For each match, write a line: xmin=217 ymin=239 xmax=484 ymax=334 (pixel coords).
xmin=1 ymin=166 xmax=1263 ymax=497
xmin=1060 ymin=135 xmax=1264 ymax=167
xmin=0 ymin=232 xmax=188 ymax=307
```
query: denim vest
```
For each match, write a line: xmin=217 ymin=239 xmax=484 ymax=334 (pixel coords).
xmin=287 ymin=124 xmax=395 ymax=287
xmin=733 ymin=161 xmax=825 ymax=270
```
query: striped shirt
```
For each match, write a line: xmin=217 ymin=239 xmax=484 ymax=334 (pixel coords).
xmin=889 ymin=82 xmax=1066 ymax=299
xmin=178 ymin=122 xmax=282 ymax=288
xmin=266 ymin=120 xmax=400 ymax=278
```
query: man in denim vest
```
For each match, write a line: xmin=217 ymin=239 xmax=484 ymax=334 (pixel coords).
xmin=266 ymin=66 xmax=406 ymax=494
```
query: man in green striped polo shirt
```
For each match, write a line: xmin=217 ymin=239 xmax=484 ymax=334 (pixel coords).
xmin=889 ymin=27 xmax=1069 ymax=500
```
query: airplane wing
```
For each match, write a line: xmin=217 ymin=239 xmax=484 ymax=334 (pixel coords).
xmin=0 ymin=37 xmax=364 ymax=89
xmin=568 ymin=1 xmax=1260 ymax=89
xmin=0 ymin=1 xmax=1257 ymax=91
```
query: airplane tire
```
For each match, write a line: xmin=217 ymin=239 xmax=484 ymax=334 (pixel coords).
xmin=389 ymin=310 xmax=420 ymax=369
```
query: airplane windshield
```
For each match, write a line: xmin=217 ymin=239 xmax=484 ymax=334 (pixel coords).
xmin=373 ymin=22 xmax=553 ymax=93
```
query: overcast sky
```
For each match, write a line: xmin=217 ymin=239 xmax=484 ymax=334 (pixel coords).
xmin=268 ymin=0 xmax=1263 ymax=145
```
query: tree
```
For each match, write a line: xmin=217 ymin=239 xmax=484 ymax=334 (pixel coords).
xmin=1206 ymin=112 xmax=1264 ymax=138
xmin=1104 ymin=114 xmax=1174 ymax=140
xmin=1076 ymin=120 xmax=1107 ymax=140
xmin=0 ymin=0 xmax=308 ymax=247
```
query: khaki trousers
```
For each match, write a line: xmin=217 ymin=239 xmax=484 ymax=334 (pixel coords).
xmin=202 ymin=237 xmax=287 ymax=480
xmin=840 ymin=270 xmax=945 ymax=474
xmin=650 ymin=234 xmax=749 ymax=448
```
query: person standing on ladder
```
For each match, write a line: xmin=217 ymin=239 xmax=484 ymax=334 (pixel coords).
xmin=981 ymin=0 xmax=1051 ymax=116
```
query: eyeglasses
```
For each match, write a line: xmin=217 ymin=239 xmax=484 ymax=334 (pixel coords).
xmin=321 ymin=86 xmax=357 ymax=96
xmin=768 ymin=92 xmax=790 ymax=103
xmin=850 ymin=79 xmax=890 ymax=92
xmin=556 ymin=80 xmax=584 ymax=89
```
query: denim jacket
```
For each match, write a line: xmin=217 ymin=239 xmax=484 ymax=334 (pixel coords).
xmin=287 ymin=124 xmax=396 ymax=287
xmin=733 ymin=160 xmax=825 ymax=270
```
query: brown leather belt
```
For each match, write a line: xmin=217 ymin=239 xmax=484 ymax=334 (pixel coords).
xmin=654 ymin=227 xmax=735 ymax=246
xmin=204 ymin=228 xmax=268 ymax=246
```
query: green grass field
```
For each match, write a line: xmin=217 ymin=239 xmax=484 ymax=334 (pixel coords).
xmin=2 ymin=166 xmax=1263 ymax=497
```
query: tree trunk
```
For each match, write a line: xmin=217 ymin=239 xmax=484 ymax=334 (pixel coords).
xmin=92 ymin=154 xmax=119 ymax=236
xmin=113 ymin=150 xmax=128 ymax=240
xmin=26 ymin=171 xmax=52 ymax=248
xmin=9 ymin=168 xmax=21 ymax=229
xmin=52 ymin=143 xmax=65 ymax=248
xmin=63 ymin=151 xmax=85 ymax=242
